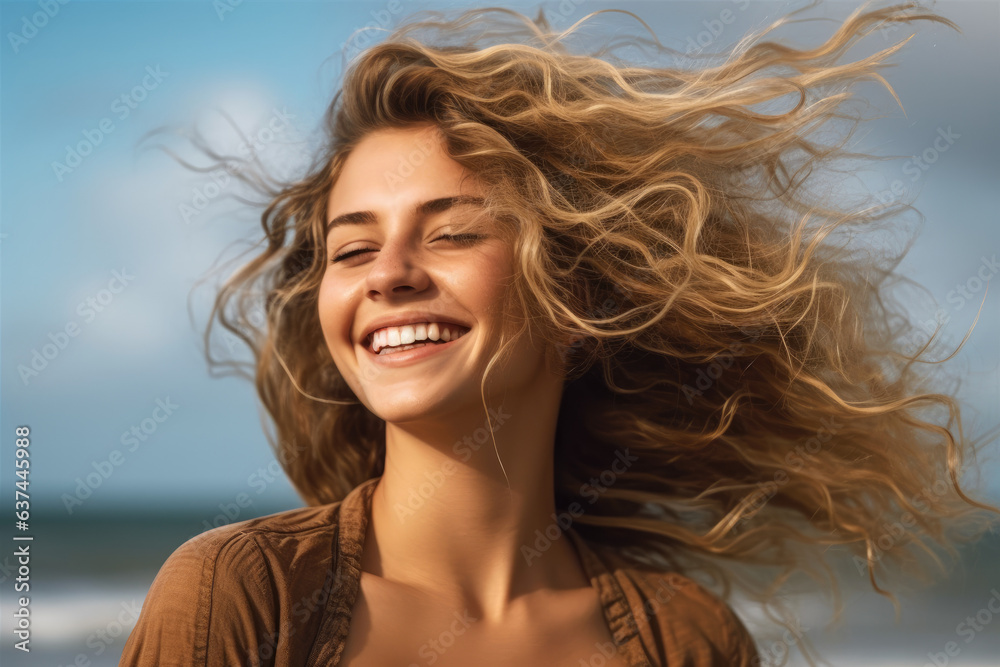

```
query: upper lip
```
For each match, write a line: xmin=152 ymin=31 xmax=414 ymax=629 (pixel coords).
xmin=360 ymin=312 xmax=472 ymax=348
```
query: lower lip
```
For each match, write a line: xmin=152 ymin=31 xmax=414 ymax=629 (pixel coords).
xmin=362 ymin=332 xmax=468 ymax=366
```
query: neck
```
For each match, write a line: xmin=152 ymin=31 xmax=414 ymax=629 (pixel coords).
xmin=362 ymin=384 xmax=590 ymax=624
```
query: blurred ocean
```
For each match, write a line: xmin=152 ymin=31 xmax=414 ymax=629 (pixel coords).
xmin=1 ymin=510 xmax=997 ymax=667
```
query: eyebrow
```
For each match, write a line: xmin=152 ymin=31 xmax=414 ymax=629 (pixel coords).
xmin=325 ymin=195 xmax=487 ymax=235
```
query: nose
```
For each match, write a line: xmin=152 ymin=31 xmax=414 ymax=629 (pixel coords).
xmin=363 ymin=234 xmax=431 ymax=299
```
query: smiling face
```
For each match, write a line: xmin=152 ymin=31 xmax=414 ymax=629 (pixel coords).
xmin=318 ymin=124 xmax=552 ymax=424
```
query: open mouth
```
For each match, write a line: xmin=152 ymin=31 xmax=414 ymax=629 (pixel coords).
xmin=365 ymin=322 xmax=471 ymax=356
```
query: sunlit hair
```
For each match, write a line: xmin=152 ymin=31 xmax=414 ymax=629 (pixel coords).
xmin=190 ymin=0 xmax=998 ymax=662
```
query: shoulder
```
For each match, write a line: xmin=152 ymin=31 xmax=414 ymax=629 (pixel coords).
xmin=120 ymin=503 xmax=345 ymax=667
xmin=146 ymin=501 xmax=346 ymax=598
xmin=609 ymin=563 xmax=759 ymax=666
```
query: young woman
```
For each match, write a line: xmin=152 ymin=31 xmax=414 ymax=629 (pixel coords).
xmin=120 ymin=2 xmax=998 ymax=665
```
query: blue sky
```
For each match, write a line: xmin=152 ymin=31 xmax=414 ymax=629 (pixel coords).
xmin=2 ymin=0 xmax=998 ymax=519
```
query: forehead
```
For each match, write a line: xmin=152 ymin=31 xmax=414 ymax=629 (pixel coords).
xmin=326 ymin=125 xmax=478 ymax=215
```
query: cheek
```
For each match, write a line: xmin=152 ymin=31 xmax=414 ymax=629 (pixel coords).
xmin=466 ymin=251 xmax=519 ymax=337
xmin=317 ymin=281 xmax=350 ymax=346
xmin=479 ymin=248 xmax=516 ymax=302
xmin=451 ymin=258 xmax=507 ymax=314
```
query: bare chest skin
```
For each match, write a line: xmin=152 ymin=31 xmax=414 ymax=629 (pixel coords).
xmin=338 ymin=572 xmax=633 ymax=667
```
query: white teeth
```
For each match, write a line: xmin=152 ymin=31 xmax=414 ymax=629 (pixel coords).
xmin=378 ymin=342 xmax=431 ymax=356
xmin=368 ymin=321 xmax=469 ymax=353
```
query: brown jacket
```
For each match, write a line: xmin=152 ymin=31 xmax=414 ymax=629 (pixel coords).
xmin=119 ymin=476 xmax=758 ymax=666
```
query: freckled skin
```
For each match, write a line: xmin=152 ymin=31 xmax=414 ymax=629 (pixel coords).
xmin=318 ymin=123 xmax=523 ymax=424
xmin=318 ymin=125 xmax=627 ymax=665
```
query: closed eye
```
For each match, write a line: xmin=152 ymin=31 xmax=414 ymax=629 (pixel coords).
xmin=437 ymin=233 xmax=483 ymax=245
xmin=329 ymin=233 xmax=484 ymax=264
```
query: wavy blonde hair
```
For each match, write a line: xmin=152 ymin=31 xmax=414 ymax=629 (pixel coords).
xmin=194 ymin=0 xmax=998 ymax=662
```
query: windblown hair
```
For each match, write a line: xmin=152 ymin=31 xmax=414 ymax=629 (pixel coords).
xmin=194 ymin=0 xmax=998 ymax=661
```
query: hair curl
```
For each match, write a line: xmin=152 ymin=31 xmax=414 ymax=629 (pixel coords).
xmin=187 ymin=0 xmax=998 ymax=662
